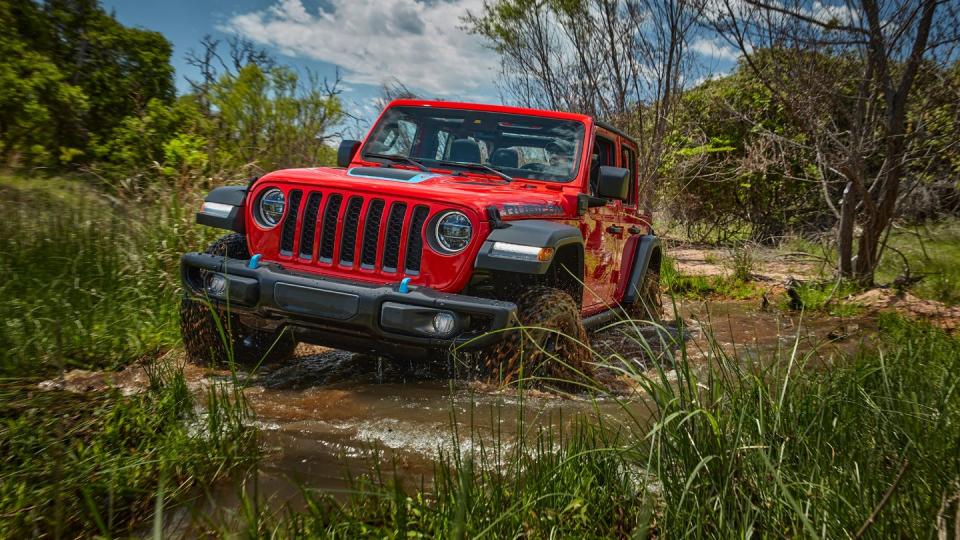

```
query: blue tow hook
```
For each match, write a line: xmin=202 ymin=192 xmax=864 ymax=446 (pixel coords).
xmin=398 ymin=277 xmax=411 ymax=294
xmin=248 ymin=254 xmax=262 ymax=269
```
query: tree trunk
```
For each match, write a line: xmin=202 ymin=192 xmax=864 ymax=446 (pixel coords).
xmin=837 ymin=181 xmax=857 ymax=277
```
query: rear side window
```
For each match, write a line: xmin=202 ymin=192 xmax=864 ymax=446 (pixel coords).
xmin=621 ymin=145 xmax=638 ymax=205
xmin=589 ymin=135 xmax=617 ymax=195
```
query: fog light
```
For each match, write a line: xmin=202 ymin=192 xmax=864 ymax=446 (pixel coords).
xmin=431 ymin=312 xmax=457 ymax=336
xmin=206 ymin=274 xmax=228 ymax=297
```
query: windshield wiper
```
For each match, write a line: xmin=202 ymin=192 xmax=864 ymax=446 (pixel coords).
xmin=364 ymin=152 xmax=429 ymax=172
xmin=433 ymin=160 xmax=513 ymax=182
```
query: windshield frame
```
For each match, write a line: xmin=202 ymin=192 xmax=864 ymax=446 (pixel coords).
xmin=358 ymin=105 xmax=588 ymax=184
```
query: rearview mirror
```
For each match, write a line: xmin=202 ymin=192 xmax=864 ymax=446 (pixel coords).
xmin=596 ymin=166 xmax=630 ymax=201
xmin=337 ymin=140 xmax=361 ymax=167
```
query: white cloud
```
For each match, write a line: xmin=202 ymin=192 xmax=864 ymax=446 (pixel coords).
xmin=690 ymin=37 xmax=740 ymax=62
xmin=223 ymin=0 xmax=498 ymax=96
xmin=810 ymin=1 xmax=859 ymax=25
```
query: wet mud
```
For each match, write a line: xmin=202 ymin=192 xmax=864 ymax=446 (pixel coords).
xmin=200 ymin=299 xmax=874 ymax=513
xmin=42 ymin=299 xmax=877 ymax=518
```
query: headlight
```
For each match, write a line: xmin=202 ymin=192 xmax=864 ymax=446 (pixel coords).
xmin=434 ymin=211 xmax=472 ymax=253
xmin=256 ymin=188 xmax=285 ymax=228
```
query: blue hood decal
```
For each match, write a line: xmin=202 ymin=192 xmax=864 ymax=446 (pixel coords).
xmin=347 ymin=166 xmax=438 ymax=183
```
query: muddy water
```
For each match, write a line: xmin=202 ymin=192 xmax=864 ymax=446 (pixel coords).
xmin=190 ymin=299 xmax=871 ymax=514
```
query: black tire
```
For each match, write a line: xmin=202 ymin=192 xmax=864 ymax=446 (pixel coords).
xmin=627 ymin=269 xmax=663 ymax=323
xmin=180 ymin=233 xmax=296 ymax=367
xmin=484 ymin=286 xmax=593 ymax=390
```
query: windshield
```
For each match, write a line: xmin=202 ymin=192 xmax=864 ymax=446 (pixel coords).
xmin=361 ymin=106 xmax=586 ymax=183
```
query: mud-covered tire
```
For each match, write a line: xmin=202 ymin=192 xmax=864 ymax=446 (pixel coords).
xmin=627 ymin=269 xmax=663 ymax=323
xmin=180 ymin=233 xmax=296 ymax=367
xmin=484 ymin=286 xmax=593 ymax=389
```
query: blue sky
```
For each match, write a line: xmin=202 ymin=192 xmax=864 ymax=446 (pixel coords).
xmin=104 ymin=0 xmax=504 ymax=125
xmin=104 ymin=0 xmax=740 ymax=126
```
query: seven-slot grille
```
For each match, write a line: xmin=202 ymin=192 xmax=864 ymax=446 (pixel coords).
xmin=277 ymin=189 xmax=436 ymax=276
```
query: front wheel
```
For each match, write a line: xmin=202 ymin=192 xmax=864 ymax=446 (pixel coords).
xmin=180 ymin=234 xmax=296 ymax=367
xmin=483 ymin=286 xmax=593 ymax=390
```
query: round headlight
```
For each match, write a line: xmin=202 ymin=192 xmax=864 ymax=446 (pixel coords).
xmin=434 ymin=211 xmax=472 ymax=253
xmin=257 ymin=188 xmax=285 ymax=228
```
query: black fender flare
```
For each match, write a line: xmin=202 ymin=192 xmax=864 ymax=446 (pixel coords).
xmin=196 ymin=184 xmax=250 ymax=233
xmin=622 ymin=234 xmax=662 ymax=305
xmin=475 ymin=220 xmax=583 ymax=275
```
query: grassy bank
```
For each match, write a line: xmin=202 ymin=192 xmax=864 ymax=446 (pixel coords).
xmin=0 ymin=175 xmax=216 ymax=376
xmin=0 ymin=367 xmax=257 ymax=537
xmin=228 ymin=314 xmax=960 ymax=537
xmin=877 ymin=221 xmax=960 ymax=305
xmin=0 ymin=175 xmax=257 ymax=537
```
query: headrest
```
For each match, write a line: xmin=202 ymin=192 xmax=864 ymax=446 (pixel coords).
xmin=490 ymin=148 xmax=519 ymax=168
xmin=450 ymin=139 xmax=481 ymax=163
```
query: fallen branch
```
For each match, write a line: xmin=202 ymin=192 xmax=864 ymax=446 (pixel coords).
xmin=855 ymin=457 xmax=910 ymax=539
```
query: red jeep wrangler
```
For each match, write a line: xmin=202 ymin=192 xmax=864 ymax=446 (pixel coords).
xmin=180 ymin=100 xmax=663 ymax=372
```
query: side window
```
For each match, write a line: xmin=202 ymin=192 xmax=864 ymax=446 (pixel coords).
xmin=590 ymin=135 xmax=617 ymax=195
xmin=621 ymin=145 xmax=638 ymax=205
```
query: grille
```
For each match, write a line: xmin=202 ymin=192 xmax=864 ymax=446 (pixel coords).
xmin=279 ymin=190 xmax=302 ymax=254
xmin=404 ymin=205 xmax=430 ymax=274
xmin=339 ymin=197 xmax=364 ymax=266
xmin=382 ymin=202 xmax=408 ymax=272
xmin=298 ymin=193 xmax=322 ymax=259
xmin=361 ymin=199 xmax=385 ymax=268
xmin=318 ymin=194 xmax=343 ymax=262
xmin=284 ymin=190 xmax=435 ymax=278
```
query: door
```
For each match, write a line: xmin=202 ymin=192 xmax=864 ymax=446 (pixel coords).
xmin=614 ymin=142 xmax=652 ymax=303
xmin=581 ymin=132 xmax=624 ymax=313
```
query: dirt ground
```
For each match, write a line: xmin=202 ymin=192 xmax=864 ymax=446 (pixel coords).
xmin=669 ymin=243 xmax=822 ymax=282
xmin=670 ymin=241 xmax=960 ymax=331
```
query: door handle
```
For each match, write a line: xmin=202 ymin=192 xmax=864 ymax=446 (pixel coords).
xmin=628 ymin=225 xmax=643 ymax=235
xmin=606 ymin=225 xmax=623 ymax=234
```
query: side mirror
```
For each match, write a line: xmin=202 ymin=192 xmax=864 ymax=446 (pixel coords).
xmin=596 ymin=166 xmax=630 ymax=201
xmin=337 ymin=140 xmax=361 ymax=167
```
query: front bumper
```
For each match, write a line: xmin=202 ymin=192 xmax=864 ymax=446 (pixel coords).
xmin=180 ymin=253 xmax=516 ymax=357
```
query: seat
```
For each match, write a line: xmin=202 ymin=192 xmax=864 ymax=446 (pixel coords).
xmin=450 ymin=139 xmax=481 ymax=163
xmin=490 ymin=148 xmax=519 ymax=169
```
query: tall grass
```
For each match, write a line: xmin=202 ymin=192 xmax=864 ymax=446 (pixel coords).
xmin=660 ymin=254 xmax=759 ymax=299
xmin=0 ymin=362 xmax=258 ymax=537
xmin=0 ymin=175 xmax=217 ymax=376
xmin=0 ymin=175 xmax=259 ymax=537
xmin=226 ymin=314 xmax=960 ymax=538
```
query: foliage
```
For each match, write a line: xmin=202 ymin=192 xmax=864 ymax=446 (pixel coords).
xmin=208 ymin=64 xmax=343 ymax=174
xmin=785 ymin=280 xmax=865 ymax=317
xmin=638 ymin=313 xmax=960 ymax=537
xmin=0 ymin=0 xmax=174 ymax=168
xmin=0 ymin=1 xmax=342 ymax=190
xmin=0 ymin=365 xmax=257 ymax=537
xmin=660 ymin=55 xmax=839 ymax=243
xmin=0 ymin=1 xmax=88 ymax=167
xmin=660 ymin=254 xmax=760 ymax=299
xmin=0 ymin=175 xmax=217 ymax=376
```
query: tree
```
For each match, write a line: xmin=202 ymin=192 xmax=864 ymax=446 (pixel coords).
xmin=0 ymin=0 xmax=86 ymax=166
xmin=209 ymin=64 xmax=343 ymax=173
xmin=0 ymin=0 xmax=175 ymax=167
xmin=661 ymin=60 xmax=830 ymax=242
xmin=710 ymin=0 xmax=960 ymax=283
xmin=466 ymin=0 xmax=704 ymax=212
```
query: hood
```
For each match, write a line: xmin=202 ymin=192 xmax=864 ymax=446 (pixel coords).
xmin=256 ymin=165 xmax=578 ymax=219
